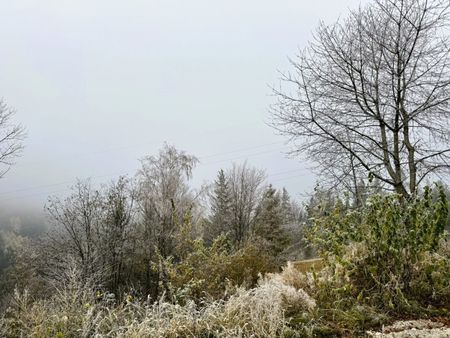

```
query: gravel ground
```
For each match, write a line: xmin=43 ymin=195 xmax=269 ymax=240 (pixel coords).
xmin=367 ymin=320 xmax=450 ymax=337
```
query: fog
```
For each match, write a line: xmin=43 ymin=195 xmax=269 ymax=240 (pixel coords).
xmin=0 ymin=0 xmax=365 ymax=224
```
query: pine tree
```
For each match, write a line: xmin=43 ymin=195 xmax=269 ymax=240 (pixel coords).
xmin=253 ymin=185 xmax=289 ymax=255
xmin=205 ymin=169 xmax=232 ymax=244
xmin=278 ymin=187 xmax=310 ymax=261
xmin=280 ymin=187 xmax=295 ymax=223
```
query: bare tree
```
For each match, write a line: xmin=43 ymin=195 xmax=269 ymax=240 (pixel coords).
xmin=0 ymin=100 xmax=25 ymax=178
xmin=98 ymin=177 xmax=136 ymax=292
xmin=227 ymin=162 xmax=266 ymax=246
xmin=313 ymin=146 xmax=372 ymax=207
xmin=136 ymin=144 xmax=200 ymax=257
xmin=271 ymin=0 xmax=450 ymax=199
xmin=45 ymin=180 xmax=104 ymax=280
xmin=44 ymin=178 xmax=136 ymax=292
xmin=135 ymin=144 xmax=201 ymax=297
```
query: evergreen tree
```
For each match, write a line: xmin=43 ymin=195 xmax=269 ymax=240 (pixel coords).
xmin=253 ymin=185 xmax=289 ymax=256
xmin=280 ymin=187 xmax=295 ymax=223
xmin=204 ymin=169 xmax=232 ymax=244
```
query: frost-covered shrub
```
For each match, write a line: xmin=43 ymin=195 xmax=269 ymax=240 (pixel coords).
xmin=167 ymin=235 xmax=277 ymax=301
xmin=1 ymin=277 xmax=94 ymax=337
xmin=410 ymin=240 xmax=450 ymax=307
xmin=0 ymin=264 xmax=315 ymax=338
xmin=308 ymin=185 xmax=449 ymax=311
xmin=268 ymin=261 xmax=315 ymax=293
xmin=218 ymin=277 xmax=315 ymax=337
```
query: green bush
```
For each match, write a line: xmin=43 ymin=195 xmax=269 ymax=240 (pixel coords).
xmin=166 ymin=235 xmax=278 ymax=301
xmin=410 ymin=240 xmax=450 ymax=308
xmin=308 ymin=185 xmax=449 ymax=312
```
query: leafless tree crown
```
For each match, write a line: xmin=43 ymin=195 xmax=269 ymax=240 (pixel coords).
xmin=0 ymin=100 xmax=25 ymax=178
xmin=271 ymin=0 xmax=450 ymax=198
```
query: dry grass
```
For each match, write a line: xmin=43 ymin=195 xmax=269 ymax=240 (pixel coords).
xmin=292 ymin=258 xmax=324 ymax=273
xmin=0 ymin=265 xmax=316 ymax=338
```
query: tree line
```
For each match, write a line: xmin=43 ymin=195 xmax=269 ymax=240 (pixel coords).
xmin=2 ymin=0 xmax=450 ymax=334
xmin=0 ymin=144 xmax=314 ymax=306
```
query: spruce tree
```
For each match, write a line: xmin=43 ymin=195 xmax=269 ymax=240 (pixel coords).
xmin=253 ymin=185 xmax=289 ymax=255
xmin=280 ymin=187 xmax=295 ymax=223
xmin=205 ymin=169 xmax=232 ymax=244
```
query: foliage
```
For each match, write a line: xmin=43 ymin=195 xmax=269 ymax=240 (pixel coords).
xmin=44 ymin=178 xmax=135 ymax=295
xmin=0 ymin=264 xmax=95 ymax=338
xmin=203 ymin=168 xmax=296 ymax=259
xmin=7 ymin=140 xmax=450 ymax=337
xmin=308 ymin=185 xmax=449 ymax=312
xmin=204 ymin=169 xmax=232 ymax=244
xmin=0 ymin=264 xmax=315 ymax=338
xmin=410 ymin=240 xmax=450 ymax=308
xmin=166 ymin=235 xmax=278 ymax=302
xmin=253 ymin=185 xmax=291 ymax=256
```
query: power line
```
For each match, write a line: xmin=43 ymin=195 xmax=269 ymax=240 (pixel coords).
xmin=0 ymin=167 xmax=310 ymax=203
xmin=200 ymin=148 xmax=286 ymax=165
xmin=0 ymin=171 xmax=129 ymax=196
xmin=16 ymin=125 xmax=282 ymax=168
xmin=2 ymin=143 xmax=287 ymax=197
xmin=271 ymin=173 xmax=311 ymax=183
xmin=267 ymin=168 xmax=309 ymax=178
xmin=198 ymin=141 xmax=283 ymax=160
xmin=0 ymin=144 xmax=306 ymax=202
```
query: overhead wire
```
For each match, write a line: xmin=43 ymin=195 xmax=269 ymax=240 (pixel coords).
xmin=1 ymin=142 xmax=286 ymax=196
xmin=0 ymin=142 xmax=310 ymax=202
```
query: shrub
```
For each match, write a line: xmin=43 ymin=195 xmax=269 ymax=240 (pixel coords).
xmin=0 ymin=268 xmax=94 ymax=338
xmin=308 ymin=185 xmax=449 ymax=312
xmin=410 ymin=240 xmax=450 ymax=308
xmin=166 ymin=235 xmax=278 ymax=301
xmin=0 ymin=264 xmax=315 ymax=338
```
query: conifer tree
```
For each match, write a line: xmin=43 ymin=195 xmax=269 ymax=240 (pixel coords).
xmin=253 ymin=185 xmax=289 ymax=255
xmin=280 ymin=187 xmax=295 ymax=223
xmin=204 ymin=169 xmax=232 ymax=244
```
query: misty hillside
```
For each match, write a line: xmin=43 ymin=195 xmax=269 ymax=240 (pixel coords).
xmin=2 ymin=0 xmax=450 ymax=337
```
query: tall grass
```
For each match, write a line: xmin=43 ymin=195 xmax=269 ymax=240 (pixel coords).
xmin=0 ymin=264 xmax=315 ymax=338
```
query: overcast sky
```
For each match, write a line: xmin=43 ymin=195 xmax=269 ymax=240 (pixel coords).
xmin=0 ymin=0 xmax=366 ymax=220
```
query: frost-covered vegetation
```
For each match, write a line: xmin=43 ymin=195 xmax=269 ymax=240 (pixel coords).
xmin=3 ymin=0 xmax=450 ymax=336
xmin=1 ymin=145 xmax=450 ymax=337
xmin=0 ymin=145 xmax=313 ymax=337
xmin=0 ymin=265 xmax=315 ymax=338
xmin=299 ymin=186 xmax=450 ymax=335
xmin=1 ymin=174 xmax=450 ymax=336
